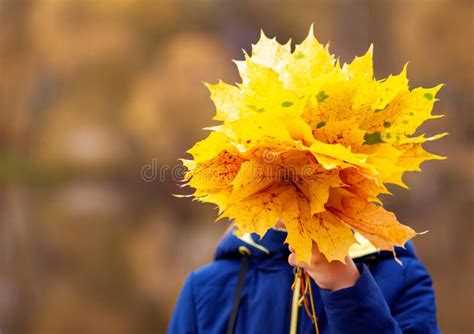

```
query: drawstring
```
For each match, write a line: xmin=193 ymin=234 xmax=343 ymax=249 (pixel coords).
xmin=305 ymin=272 xmax=320 ymax=334
xmin=226 ymin=246 xmax=251 ymax=334
xmin=289 ymin=267 xmax=302 ymax=334
xmin=290 ymin=267 xmax=320 ymax=334
xmin=226 ymin=247 xmax=319 ymax=334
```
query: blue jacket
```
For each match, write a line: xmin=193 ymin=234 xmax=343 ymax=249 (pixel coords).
xmin=168 ymin=229 xmax=440 ymax=333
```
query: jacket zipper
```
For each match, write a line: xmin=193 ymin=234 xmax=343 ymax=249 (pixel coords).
xmin=289 ymin=269 xmax=302 ymax=334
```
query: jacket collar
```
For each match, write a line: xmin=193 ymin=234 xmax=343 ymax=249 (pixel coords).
xmin=215 ymin=228 xmax=290 ymax=261
xmin=214 ymin=227 xmax=416 ymax=262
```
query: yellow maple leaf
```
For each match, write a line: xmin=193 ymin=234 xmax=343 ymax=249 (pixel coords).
xmin=310 ymin=211 xmax=357 ymax=263
xmin=312 ymin=118 xmax=366 ymax=147
xmin=234 ymin=30 xmax=292 ymax=84
xmin=222 ymin=184 xmax=293 ymax=238
xmin=229 ymin=160 xmax=275 ymax=202
xmin=329 ymin=195 xmax=416 ymax=256
xmin=294 ymin=170 xmax=343 ymax=216
xmin=186 ymin=131 xmax=236 ymax=163
xmin=181 ymin=26 xmax=446 ymax=263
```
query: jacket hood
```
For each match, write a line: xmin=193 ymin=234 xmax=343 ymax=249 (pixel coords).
xmin=215 ymin=227 xmax=417 ymax=262
xmin=215 ymin=228 xmax=290 ymax=262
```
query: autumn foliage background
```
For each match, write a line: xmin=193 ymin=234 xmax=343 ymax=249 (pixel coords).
xmin=0 ymin=1 xmax=472 ymax=333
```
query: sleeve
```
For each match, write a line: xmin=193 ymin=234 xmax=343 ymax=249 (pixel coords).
xmin=319 ymin=262 xmax=440 ymax=334
xmin=167 ymin=273 xmax=198 ymax=334
xmin=390 ymin=258 xmax=440 ymax=334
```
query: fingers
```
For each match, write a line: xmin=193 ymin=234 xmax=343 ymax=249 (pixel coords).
xmin=287 ymin=242 xmax=328 ymax=268
xmin=287 ymin=248 xmax=309 ymax=268
xmin=310 ymin=242 xmax=327 ymax=266
xmin=288 ymin=252 xmax=297 ymax=266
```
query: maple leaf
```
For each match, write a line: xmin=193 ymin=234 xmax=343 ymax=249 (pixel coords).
xmin=181 ymin=25 xmax=446 ymax=264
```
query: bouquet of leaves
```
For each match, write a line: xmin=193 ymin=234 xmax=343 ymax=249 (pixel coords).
xmin=181 ymin=26 xmax=446 ymax=264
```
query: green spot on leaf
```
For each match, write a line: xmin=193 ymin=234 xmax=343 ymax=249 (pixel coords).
xmin=295 ymin=52 xmax=304 ymax=59
xmin=316 ymin=121 xmax=326 ymax=129
xmin=386 ymin=133 xmax=392 ymax=139
xmin=248 ymin=105 xmax=265 ymax=112
xmin=364 ymin=132 xmax=385 ymax=145
xmin=409 ymin=112 xmax=414 ymax=116
xmin=383 ymin=122 xmax=391 ymax=128
xmin=402 ymin=120 xmax=408 ymax=124
xmin=281 ymin=101 xmax=294 ymax=107
xmin=374 ymin=108 xmax=385 ymax=113
xmin=316 ymin=91 xmax=329 ymax=103
xmin=423 ymin=92 xmax=433 ymax=101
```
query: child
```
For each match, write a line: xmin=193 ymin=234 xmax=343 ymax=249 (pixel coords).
xmin=168 ymin=222 xmax=439 ymax=334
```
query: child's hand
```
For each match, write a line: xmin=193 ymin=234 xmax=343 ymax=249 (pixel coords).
xmin=288 ymin=243 xmax=360 ymax=291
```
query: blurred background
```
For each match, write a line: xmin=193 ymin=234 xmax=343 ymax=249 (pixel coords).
xmin=0 ymin=0 xmax=472 ymax=333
